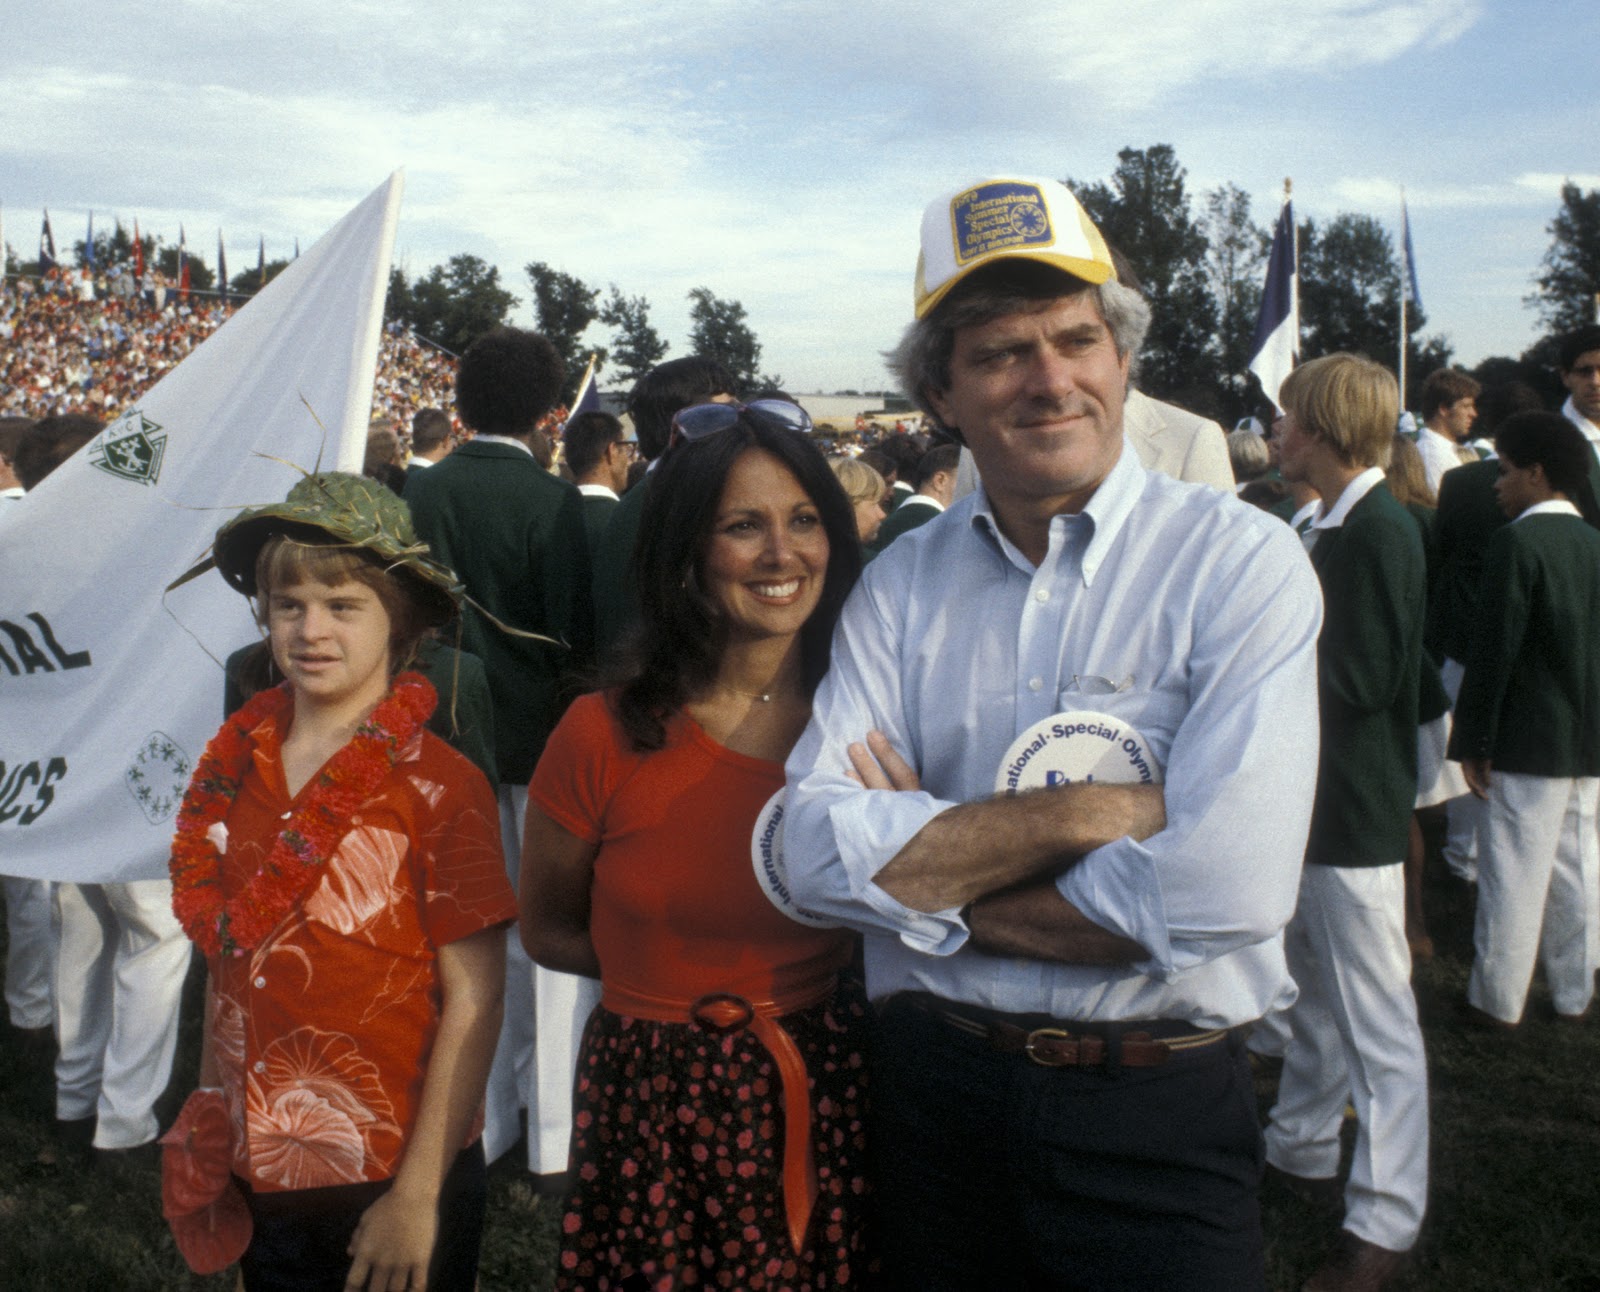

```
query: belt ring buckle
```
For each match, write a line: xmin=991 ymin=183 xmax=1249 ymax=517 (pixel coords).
xmin=1024 ymin=1026 xmax=1075 ymax=1067
xmin=691 ymin=992 xmax=756 ymax=1034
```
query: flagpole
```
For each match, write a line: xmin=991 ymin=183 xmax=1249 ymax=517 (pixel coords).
xmin=1398 ymin=188 xmax=1408 ymax=408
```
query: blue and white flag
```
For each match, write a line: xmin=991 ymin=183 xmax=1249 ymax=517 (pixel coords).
xmin=1401 ymin=198 xmax=1423 ymax=314
xmin=0 ymin=173 xmax=404 ymax=882
xmin=1248 ymin=198 xmax=1298 ymax=413
xmin=570 ymin=353 xmax=601 ymax=417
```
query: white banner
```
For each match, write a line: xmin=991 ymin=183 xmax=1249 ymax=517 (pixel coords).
xmin=0 ymin=172 xmax=404 ymax=881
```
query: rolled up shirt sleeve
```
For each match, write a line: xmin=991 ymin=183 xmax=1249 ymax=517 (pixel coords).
xmin=1055 ymin=517 xmax=1322 ymax=978
xmin=785 ymin=568 xmax=971 ymax=954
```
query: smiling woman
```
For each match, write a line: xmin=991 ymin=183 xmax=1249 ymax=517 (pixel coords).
xmin=517 ymin=408 xmax=876 ymax=1289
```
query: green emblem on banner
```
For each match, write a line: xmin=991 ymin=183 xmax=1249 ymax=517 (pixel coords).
xmin=126 ymin=732 xmax=191 ymax=824
xmin=89 ymin=409 xmax=168 ymax=486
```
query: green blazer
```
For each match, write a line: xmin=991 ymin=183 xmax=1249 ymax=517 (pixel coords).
xmin=580 ymin=490 xmax=619 ymax=559
xmin=1426 ymin=459 xmax=1504 ymax=665
xmin=1403 ymin=502 xmax=1451 ymax=724
xmin=405 ymin=440 xmax=593 ymax=784
xmin=867 ymin=496 xmax=941 ymax=558
xmin=1306 ymin=482 xmax=1426 ymax=867
xmin=223 ymin=639 xmax=499 ymax=786
xmin=591 ymin=473 xmax=651 ymax=662
xmin=1449 ymin=511 xmax=1600 ymax=776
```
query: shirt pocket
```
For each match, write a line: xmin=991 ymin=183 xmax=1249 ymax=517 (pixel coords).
xmin=1055 ymin=683 xmax=1186 ymax=782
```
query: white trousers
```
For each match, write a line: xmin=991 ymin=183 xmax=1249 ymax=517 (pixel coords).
xmin=1440 ymin=658 xmax=1482 ymax=881
xmin=1265 ymin=863 xmax=1429 ymax=1252
xmin=482 ymin=783 xmax=601 ymax=1172
xmin=53 ymin=880 xmax=191 ymax=1148
xmin=1468 ymin=771 xmax=1600 ymax=1022
xmin=4 ymin=876 xmax=57 ymax=1029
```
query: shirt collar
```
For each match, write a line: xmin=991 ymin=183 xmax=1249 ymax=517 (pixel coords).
xmin=1312 ymin=466 xmax=1385 ymax=531
xmin=968 ymin=444 xmax=1144 ymax=587
xmin=1563 ymin=397 xmax=1600 ymax=443
xmin=472 ymin=433 xmax=534 ymax=457
xmin=1515 ymin=498 xmax=1581 ymax=523
xmin=577 ymin=483 xmax=619 ymax=500
xmin=902 ymin=494 xmax=944 ymax=512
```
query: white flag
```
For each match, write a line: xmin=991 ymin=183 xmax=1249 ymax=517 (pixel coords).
xmin=0 ymin=172 xmax=404 ymax=881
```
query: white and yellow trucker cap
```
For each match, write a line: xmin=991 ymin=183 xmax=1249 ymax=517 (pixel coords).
xmin=914 ymin=176 xmax=1114 ymax=319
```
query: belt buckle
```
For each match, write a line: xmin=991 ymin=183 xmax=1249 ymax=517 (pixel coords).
xmin=1024 ymin=1026 xmax=1076 ymax=1067
xmin=691 ymin=992 xmax=755 ymax=1034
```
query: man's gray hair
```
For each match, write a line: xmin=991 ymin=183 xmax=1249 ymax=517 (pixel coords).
xmin=885 ymin=267 xmax=1151 ymax=430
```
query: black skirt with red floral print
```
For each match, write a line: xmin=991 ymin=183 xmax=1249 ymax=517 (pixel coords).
xmin=554 ymin=977 xmax=874 ymax=1291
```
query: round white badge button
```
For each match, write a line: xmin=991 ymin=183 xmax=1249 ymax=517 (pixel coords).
xmin=749 ymin=790 xmax=838 ymax=927
xmin=995 ymin=710 xmax=1163 ymax=795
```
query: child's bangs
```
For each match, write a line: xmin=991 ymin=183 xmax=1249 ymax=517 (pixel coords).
xmin=257 ymin=533 xmax=379 ymax=595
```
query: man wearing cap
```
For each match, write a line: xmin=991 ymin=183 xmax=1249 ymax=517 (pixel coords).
xmin=785 ymin=177 xmax=1321 ymax=1288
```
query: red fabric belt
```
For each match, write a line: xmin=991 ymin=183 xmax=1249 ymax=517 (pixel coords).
xmin=601 ymin=980 xmax=833 ymax=1256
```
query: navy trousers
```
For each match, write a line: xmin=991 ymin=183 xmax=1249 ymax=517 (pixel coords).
xmin=871 ymin=996 xmax=1267 ymax=1292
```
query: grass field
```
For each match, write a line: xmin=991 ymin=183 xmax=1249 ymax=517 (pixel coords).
xmin=3 ymin=820 xmax=1599 ymax=1290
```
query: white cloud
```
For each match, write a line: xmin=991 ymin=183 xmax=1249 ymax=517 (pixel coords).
xmin=1330 ymin=171 xmax=1600 ymax=212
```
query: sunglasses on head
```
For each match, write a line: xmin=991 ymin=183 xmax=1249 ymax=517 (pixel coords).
xmin=670 ymin=399 xmax=813 ymax=442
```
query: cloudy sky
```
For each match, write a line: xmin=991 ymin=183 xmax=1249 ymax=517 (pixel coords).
xmin=4 ymin=0 xmax=1595 ymax=392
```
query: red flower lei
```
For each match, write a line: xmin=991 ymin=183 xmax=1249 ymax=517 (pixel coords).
xmin=169 ymin=672 xmax=436 ymax=958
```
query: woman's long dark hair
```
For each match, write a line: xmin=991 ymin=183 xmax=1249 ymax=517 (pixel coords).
xmin=1495 ymin=410 xmax=1600 ymax=528
xmin=613 ymin=412 xmax=862 ymax=751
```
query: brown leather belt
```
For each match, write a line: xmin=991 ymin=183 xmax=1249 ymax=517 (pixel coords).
xmin=905 ymin=993 xmax=1232 ymax=1070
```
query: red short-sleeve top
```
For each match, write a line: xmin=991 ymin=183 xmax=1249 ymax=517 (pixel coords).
xmin=528 ymin=692 xmax=852 ymax=1005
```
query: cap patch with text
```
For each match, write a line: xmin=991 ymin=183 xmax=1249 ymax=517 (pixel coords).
xmin=914 ymin=174 xmax=1114 ymax=319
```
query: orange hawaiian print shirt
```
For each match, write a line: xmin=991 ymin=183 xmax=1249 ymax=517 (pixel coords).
xmin=211 ymin=707 xmax=515 ymax=1193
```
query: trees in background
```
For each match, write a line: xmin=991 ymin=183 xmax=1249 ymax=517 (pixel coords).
xmin=1528 ymin=181 xmax=1600 ymax=337
xmin=386 ymin=254 xmax=517 ymax=355
xmin=600 ymin=287 xmax=669 ymax=387
xmin=1064 ymin=144 xmax=1453 ymax=421
xmin=41 ymin=152 xmax=1580 ymax=408
xmin=526 ymin=261 xmax=602 ymax=399
xmin=230 ymin=259 xmax=291 ymax=299
xmin=688 ymin=287 xmax=781 ymax=391
xmin=1069 ymin=145 xmax=1217 ymax=403
xmin=1201 ymin=183 xmax=1266 ymax=410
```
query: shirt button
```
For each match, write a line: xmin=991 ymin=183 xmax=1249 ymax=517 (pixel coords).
xmin=1034 ymin=589 xmax=1051 ymax=603
xmin=253 ymin=1061 xmax=266 ymax=1074
xmin=254 ymin=976 xmax=266 ymax=989
xmin=1028 ymin=677 xmax=1044 ymax=692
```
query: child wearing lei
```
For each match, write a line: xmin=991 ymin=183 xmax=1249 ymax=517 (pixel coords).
xmin=165 ymin=472 xmax=517 ymax=1291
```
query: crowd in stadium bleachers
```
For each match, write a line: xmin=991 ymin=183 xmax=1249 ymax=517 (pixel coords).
xmin=1 ymin=272 xmax=457 ymax=428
